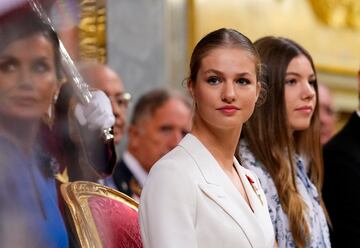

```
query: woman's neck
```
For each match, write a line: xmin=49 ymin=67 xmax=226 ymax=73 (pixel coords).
xmin=191 ymin=119 xmax=241 ymax=172
xmin=0 ymin=117 xmax=39 ymax=155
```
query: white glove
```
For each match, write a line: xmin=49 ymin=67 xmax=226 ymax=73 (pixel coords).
xmin=74 ymin=90 xmax=115 ymax=131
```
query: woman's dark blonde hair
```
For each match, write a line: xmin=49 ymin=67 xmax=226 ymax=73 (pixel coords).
xmin=189 ymin=28 xmax=263 ymax=87
xmin=188 ymin=28 xmax=266 ymax=160
xmin=243 ymin=36 xmax=325 ymax=248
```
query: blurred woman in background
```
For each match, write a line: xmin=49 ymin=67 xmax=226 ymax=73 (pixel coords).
xmin=0 ymin=3 xmax=116 ymax=247
xmin=0 ymin=9 xmax=69 ymax=248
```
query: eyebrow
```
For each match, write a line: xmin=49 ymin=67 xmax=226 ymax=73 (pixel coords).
xmin=204 ymin=69 xmax=253 ymax=77
xmin=33 ymin=56 xmax=51 ymax=61
xmin=286 ymin=71 xmax=315 ymax=78
xmin=0 ymin=55 xmax=14 ymax=60
xmin=0 ymin=55 xmax=49 ymax=61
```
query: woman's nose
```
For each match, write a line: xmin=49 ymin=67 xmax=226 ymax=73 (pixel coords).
xmin=301 ymin=81 xmax=315 ymax=100
xmin=221 ymin=81 xmax=236 ymax=103
xmin=17 ymin=68 xmax=34 ymax=90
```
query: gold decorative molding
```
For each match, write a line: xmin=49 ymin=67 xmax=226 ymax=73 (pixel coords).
xmin=308 ymin=0 xmax=360 ymax=30
xmin=79 ymin=0 xmax=106 ymax=63
xmin=61 ymin=181 xmax=139 ymax=248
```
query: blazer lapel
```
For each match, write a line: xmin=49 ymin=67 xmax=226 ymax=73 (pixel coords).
xmin=234 ymin=160 xmax=265 ymax=214
xmin=178 ymin=134 xmax=266 ymax=248
xmin=198 ymin=183 xmax=262 ymax=247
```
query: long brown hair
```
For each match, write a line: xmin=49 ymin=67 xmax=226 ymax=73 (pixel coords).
xmin=242 ymin=36 xmax=324 ymax=248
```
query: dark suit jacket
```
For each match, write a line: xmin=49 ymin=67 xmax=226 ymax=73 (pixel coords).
xmin=112 ymin=159 xmax=140 ymax=198
xmin=323 ymin=112 xmax=360 ymax=247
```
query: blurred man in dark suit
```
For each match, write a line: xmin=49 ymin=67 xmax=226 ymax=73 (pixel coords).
xmin=323 ymin=69 xmax=360 ymax=247
xmin=110 ymin=89 xmax=191 ymax=199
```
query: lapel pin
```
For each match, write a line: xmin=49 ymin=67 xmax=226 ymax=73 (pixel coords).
xmin=246 ymin=175 xmax=263 ymax=205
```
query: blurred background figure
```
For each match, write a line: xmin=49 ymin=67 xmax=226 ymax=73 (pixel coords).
xmin=0 ymin=6 xmax=68 ymax=248
xmin=107 ymin=89 xmax=192 ymax=199
xmin=52 ymin=82 xmax=116 ymax=182
xmin=318 ymin=82 xmax=336 ymax=145
xmin=0 ymin=2 xmax=117 ymax=246
xmin=78 ymin=62 xmax=131 ymax=145
xmin=323 ymin=69 xmax=360 ymax=247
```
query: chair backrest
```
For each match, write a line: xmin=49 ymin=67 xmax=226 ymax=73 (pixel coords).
xmin=61 ymin=181 xmax=142 ymax=248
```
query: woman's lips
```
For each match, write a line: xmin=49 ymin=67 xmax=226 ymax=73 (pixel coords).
xmin=295 ymin=106 xmax=313 ymax=114
xmin=217 ymin=105 xmax=240 ymax=115
xmin=12 ymin=96 xmax=37 ymax=106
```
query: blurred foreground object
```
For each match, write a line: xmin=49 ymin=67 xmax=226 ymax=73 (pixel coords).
xmin=74 ymin=90 xmax=115 ymax=131
xmin=29 ymin=0 xmax=114 ymax=141
xmin=78 ymin=62 xmax=131 ymax=144
xmin=0 ymin=3 xmax=68 ymax=247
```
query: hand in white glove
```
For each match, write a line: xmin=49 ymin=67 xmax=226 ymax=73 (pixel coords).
xmin=74 ymin=90 xmax=115 ymax=131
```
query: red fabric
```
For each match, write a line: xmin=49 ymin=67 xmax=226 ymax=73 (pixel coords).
xmin=89 ymin=196 xmax=143 ymax=248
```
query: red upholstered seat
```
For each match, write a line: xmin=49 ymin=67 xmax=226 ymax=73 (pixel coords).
xmin=61 ymin=181 xmax=143 ymax=248
xmin=89 ymin=195 xmax=142 ymax=248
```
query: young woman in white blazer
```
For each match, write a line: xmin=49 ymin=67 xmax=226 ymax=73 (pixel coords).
xmin=139 ymin=28 xmax=276 ymax=248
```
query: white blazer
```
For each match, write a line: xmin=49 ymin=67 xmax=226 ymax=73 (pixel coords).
xmin=139 ymin=134 xmax=275 ymax=248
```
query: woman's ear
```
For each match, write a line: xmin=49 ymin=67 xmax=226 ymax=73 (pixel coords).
xmin=255 ymin=81 xmax=261 ymax=101
xmin=187 ymin=79 xmax=194 ymax=98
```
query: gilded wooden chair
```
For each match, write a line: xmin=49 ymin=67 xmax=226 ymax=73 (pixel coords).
xmin=61 ymin=181 xmax=142 ymax=248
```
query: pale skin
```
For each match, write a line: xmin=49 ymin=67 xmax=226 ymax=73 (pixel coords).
xmin=188 ymin=47 xmax=260 ymax=208
xmin=284 ymin=55 xmax=316 ymax=134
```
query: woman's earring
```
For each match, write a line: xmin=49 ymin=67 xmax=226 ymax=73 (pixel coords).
xmin=43 ymin=92 xmax=59 ymax=128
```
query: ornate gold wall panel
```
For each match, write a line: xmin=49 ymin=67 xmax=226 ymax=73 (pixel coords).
xmin=308 ymin=0 xmax=360 ymax=30
xmin=79 ymin=0 xmax=106 ymax=63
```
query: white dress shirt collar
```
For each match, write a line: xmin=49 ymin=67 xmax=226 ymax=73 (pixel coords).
xmin=123 ymin=150 xmax=148 ymax=187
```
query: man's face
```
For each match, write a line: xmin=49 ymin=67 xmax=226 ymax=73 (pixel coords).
xmin=91 ymin=67 xmax=129 ymax=144
xmin=129 ymin=98 xmax=191 ymax=172
xmin=318 ymin=84 xmax=336 ymax=145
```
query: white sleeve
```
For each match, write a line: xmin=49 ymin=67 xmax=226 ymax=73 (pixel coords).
xmin=139 ymin=158 xmax=198 ymax=248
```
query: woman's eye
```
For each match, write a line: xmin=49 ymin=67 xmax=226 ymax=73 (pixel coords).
xmin=236 ymin=78 xmax=250 ymax=85
xmin=308 ymin=79 xmax=316 ymax=86
xmin=0 ymin=61 xmax=16 ymax=73
xmin=32 ymin=62 xmax=50 ymax=73
xmin=207 ymin=76 xmax=221 ymax=85
xmin=285 ymin=78 xmax=297 ymax=85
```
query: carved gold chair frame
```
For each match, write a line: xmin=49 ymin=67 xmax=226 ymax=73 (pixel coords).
xmin=61 ymin=181 xmax=139 ymax=248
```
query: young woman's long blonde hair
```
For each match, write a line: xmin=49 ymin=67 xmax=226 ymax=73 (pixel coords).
xmin=242 ymin=36 xmax=326 ymax=248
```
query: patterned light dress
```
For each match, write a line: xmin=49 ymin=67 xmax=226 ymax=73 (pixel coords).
xmin=239 ymin=140 xmax=331 ymax=248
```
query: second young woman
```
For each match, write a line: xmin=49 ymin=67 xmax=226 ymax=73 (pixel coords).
xmin=240 ymin=36 xmax=330 ymax=248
